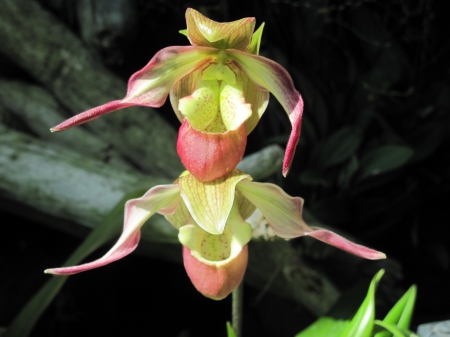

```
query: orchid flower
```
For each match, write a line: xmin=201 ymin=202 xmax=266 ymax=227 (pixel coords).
xmin=51 ymin=8 xmax=304 ymax=182
xmin=45 ymin=170 xmax=385 ymax=300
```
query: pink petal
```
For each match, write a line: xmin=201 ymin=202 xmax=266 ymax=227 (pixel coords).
xmin=228 ymin=50 xmax=304 ymax=176
xmin=177 ymin=119 xmax=247 ymax=182
xmin=124 ymin=46 xmax=215 ymax=106
xmin=51 ymin=100 xmax=133 ymax=132
xmin=52 ymin=46 xmax=217 ymax=132
xmin=45 ymin=184 xmax=180 ymax=275
xmin=307 ymin=228 xmax=386 ymax=260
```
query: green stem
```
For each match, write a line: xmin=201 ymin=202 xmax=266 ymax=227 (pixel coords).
xmin=232 ymin=282 xmax=244 ymax=337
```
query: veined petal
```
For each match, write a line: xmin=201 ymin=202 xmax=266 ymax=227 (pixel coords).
xmin=178 ymin=170 xmax=251 ymax=234
xmin=45 ymin=184 xmax=180 ymax=275
xmin=235 ymin=190 xmax=256 ymax=220
xmin=51 ymin=46 xmax=216 ymax=132
xmin=307 ymin=228 xmax=386 ymax=260
xmin=236 ymin=180 xmax=310 ymax=239
xmin=161 ymin=197 xmax=191 ymax=229
xmin=185 ymin=8 xmax=255 ymax=51
xmin=228 ymin=50 xmax=304 ymax=176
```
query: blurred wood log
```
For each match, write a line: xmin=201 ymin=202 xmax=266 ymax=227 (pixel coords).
xmin=0 ymin=79 xmax=133 ymax=171
xmin=0 ymin=125 xmax=171 ymax=231
xmin=0 ymin=0 xmax=183 ymax=177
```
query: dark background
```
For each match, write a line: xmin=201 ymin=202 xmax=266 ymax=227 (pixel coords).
xmin=1 ymin=0 xmax=449 ymax=336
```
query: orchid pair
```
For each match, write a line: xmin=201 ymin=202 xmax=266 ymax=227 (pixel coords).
xmin=47 ymin=8 xmax=385 ymax=300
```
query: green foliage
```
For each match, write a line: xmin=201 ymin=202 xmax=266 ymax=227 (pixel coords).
xmin=5 ymin=189 xmax=147 ymax=337
xmin=226 ymin=322 xmax=238 ymax=337
xmin=374 ymin=285 xmax=418 ymax=337
xmin=355 ymin=145 xmax=414 ymax=182
xmin=295 ymin=270 xmax=418 ymax=337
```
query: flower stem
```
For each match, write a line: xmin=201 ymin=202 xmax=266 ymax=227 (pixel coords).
xmin=232 ymin=281 xmax=244 ymax=337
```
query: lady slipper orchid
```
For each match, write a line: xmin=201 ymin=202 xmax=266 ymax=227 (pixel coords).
xmin=50 ymin=8 xmax=304 ymax=181
xmin=45 ymin=170 xmax=385 ymax=300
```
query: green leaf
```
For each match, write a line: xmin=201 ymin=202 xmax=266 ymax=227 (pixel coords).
xmin=338 ymin=269 xmax=385 ymax=337
xmin=226 ymin=322 xmax=237 ymax=337
xmin=179 ymin=29 xmax=188 ymax=37
xmin=374 ymin=285 xmax=417 ymax=337
xmin=337 ymin=155 xmax=359 ymax=189
xmin=356 ymin=145 xmax=414 ymax=182
xmin=248 ymin=23 xmax=265 ymax=55
xmin=374 ymin=320 xmax=420 ymax=337
xmin=408 ymin=121 xmax=446 ymax=163
xmin=5 ymin=189 xmax=146 ymax=337
xmin=296 ymin=270 xmax=385 ymax=337
xmin=295 ymin=317 xmax=349 ymax=337
xmin=319 ymin=127 xmax=362 ymax=169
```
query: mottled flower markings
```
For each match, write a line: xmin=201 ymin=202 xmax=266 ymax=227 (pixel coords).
xmin=201 ymin=233 xmax=230 ymax=261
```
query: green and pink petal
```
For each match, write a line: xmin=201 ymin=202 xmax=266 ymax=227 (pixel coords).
xmin=236 ymin=180 xmax=386 ymax=260
xmin=228 ymin=50 xmax=304 ymax=176
xmin=185 ymin=8 xmax=255 ymax=51
xmin=51 ymin=46 xmax=216 ymax=132
xmin=45 ymin=184 xmax=180 ymax=275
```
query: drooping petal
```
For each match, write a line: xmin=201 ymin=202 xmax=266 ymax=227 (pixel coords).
xmin=178 ymin=170 xmax=251 ymax=234
xmin=236 ymin=180 xmax=310 ymax=239
xmin=228 ymin=50 xmax=304 ymax=176
xmin=50 ymin=100 xmax=134 ymax=132
xmin=122 ymin=46 xmax=216 ymax=106
xmin=177 ymin=119 xmax=247 ymax=182
xmin=45 ymin=184 xmax=180 ymax=275
xmin=51 ymin=46 xmax=216 ymax=132
xmin=307 ymin=228 xmax=386 ymax=260
xmin=179 ymin=203 xmax=252 ymax=300
xmin=185 ymin=8 xmax=255 ymax=51
xmin=236 ymin=180 xmax=386 ymax=260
